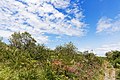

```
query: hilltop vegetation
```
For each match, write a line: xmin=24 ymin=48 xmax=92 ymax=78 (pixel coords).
xmin=106 ymin=51 xmax=120 ymax=80
xmin=0 ymin=32 xmax=119 ymax=80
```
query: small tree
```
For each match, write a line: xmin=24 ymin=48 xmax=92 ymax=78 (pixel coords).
xmin=64 ymin=42 xmax=78 ymax=54
xmin=55 ymin=42 xmax=77 ymax=54
xmin=9 ymin=32 xmax=36 ymax=50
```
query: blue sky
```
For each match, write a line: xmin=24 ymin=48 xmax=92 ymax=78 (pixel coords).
xmin=0 ymin=0 xmax=120 ymax=56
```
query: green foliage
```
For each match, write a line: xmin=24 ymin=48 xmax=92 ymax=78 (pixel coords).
xmin=106 ymin=50 xmax=120 ymax=79
xmin=116 ymin=69 xmax=120 ymax=80
xmin=0 ymin=32 xmax=105 ymax=80
xmin=55 ymin=42 xmax=77 ymax=54
xmin=9 ymin=32 xmax=36 ymax=50
xmin=106 ymin=50 xmax=120 ymax=68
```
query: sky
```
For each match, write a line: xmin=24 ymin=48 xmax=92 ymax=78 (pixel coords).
xmin=0 ymin=0 xmax=120 ymax=56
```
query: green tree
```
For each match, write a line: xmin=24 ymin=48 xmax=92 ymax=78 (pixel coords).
xmin=55 ymin=42 xmax=77 ymax=54
xmin=106 ymin=50 xmax=120 ymax=68
xmin=9 ymin=32 xmax=36 ymax=50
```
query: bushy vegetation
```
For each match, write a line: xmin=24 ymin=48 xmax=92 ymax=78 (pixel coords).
xmin=0 ymin=32 xmax=108 ymax=80
xmin=106 ymin=50 xmax=120 ymax=79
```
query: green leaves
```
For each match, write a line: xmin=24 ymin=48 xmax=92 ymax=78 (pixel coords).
xmin=106 ymin=51 xmax=120 ymax=79
xmin=55 ymin=42 xmax=77 ymax=54
xmin=0 ymin=32 xmax=106 ymax=80
xmin=9 ymin=32 xmax=36 ymax=50
xmin=106 ymin=50 xmax=120 ymax=68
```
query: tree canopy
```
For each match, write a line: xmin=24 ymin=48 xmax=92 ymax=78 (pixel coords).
xmin=9 ymin=32 xmax=36 ymax=50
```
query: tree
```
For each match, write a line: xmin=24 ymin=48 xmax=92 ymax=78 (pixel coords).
xmin=54 ymin=42 xmax=78 ymax=63
xmin=106 ymin=50 xmax=120 ymax=68
xmin=9 ymin=32 xmax=36 ymax=50
xmin=64 ymin=42 xmax=78 ymax=54
xmin=55 ymin=42 xmax=78 ymax=54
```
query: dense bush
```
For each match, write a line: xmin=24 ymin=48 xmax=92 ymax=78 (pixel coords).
xmin=0 ymin=32 xmax=105 ymax=80
xmin=106 ymin=50 xmax=120 ymax=68
xmin=106 ymin=50 xmax=120 ymax=79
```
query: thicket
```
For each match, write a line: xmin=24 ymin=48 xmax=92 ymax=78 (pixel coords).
xmin=106 ymin=50 xmax=120 ymax=79
xmin=0 ymin=32 xmax=106 ymax=80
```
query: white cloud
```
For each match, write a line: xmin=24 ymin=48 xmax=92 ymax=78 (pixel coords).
xmin=96 ymin=15 xmax=120 ymax=33
xmin=96 ymin=17 xmax=112 ymax=33
xmin=0 ymin=30 xmax=13 ymax=38
xmin=78 ymin=42 xmax=120 ymax=56
xmin=0 ymin=0 xmax=86 ymax=43
xmin=51 ymin=0 xmax=70 ymax=8
xmin=95 ymin=42 xmax=120 ymax=56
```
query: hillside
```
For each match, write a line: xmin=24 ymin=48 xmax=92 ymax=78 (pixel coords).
xmin=0 ymin=32 xmax=119 ymax=80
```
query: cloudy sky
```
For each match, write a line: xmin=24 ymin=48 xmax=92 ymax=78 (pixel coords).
xmin=0 ymin=0 xmax=120 ymax=56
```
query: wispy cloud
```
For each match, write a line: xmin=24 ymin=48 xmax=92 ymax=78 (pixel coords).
xmin=0 ymin=0 xmax=86 ymax=43
xmin=95 ymin=42 xmax=120 ymax=56
xmin=96 ymin=15 xmax=120 ymax=33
